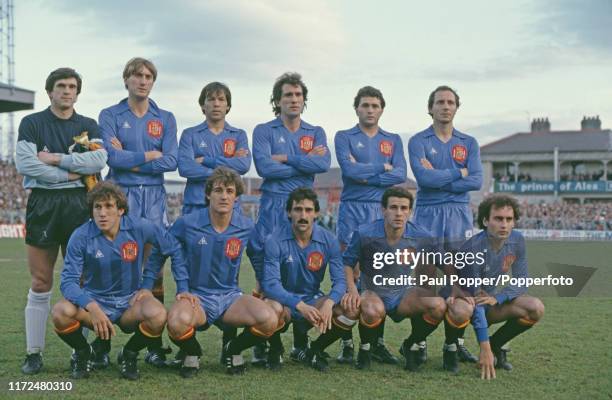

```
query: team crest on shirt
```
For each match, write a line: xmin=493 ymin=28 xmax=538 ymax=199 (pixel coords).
xmin=225 ymin=238 xmax=242 ymax=259
xmin=502 ymin=254 xmax=516 ymax=273
xmin=451 ymin=144 xmax=467 ymax=163
xmin=307 ymin=251 xmax=324 ymax=272
xmin=379 ymin=140 xmax=393 ymax=156
xmin=223 ymin=139 xmax=237 ymax=157
xmin=147 ymin=120 xmax=163 ymax=138
xmin=121 ymin=241 xmax=138 ymax=262
xmin=299 ymin=135 xmax=315 ymax=153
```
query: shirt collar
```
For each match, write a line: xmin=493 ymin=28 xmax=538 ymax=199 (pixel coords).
xmin=45 ymin=107 xmax=79 ymax=122
xmin=88 ymin=215 xmax=133 ymax=238
xmin=422 ymin=125 xmax=467 ymax=140
xmin=278 ymin=222 xmax=326 ymax=243
xmin=197 ymin=121 xmax=239 ymax=133
xmin=347 ymin=125 xmax=392 ymax=137
xmin=269 ymin=117 xmax=315 ymax=131
xmin=116 ymin=98 xmax=160 ymax=117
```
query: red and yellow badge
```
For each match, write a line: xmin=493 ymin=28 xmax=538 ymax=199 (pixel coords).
xmin=451 ymin=144 xmax=467 ymax=163
xmin=120 ymin=241 xmax=139 ymax=262
xmin=223 ymin=139 xmax=237 ymax=157
xmin=502 ymin=254 xmax=516 ymax=273
xmin=225 ymin=238 xmax=242 ymax=259
xmin=379 ymin=140 xmax=393 ymax=157
xmin=299 ymin=135 xmax=314 ymax=153
xmin=147 ymin=120 xmax=163 ymax=139
xmin=307 ymin=251 xmax=324 ymax=272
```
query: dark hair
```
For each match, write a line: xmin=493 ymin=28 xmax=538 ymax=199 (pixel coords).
xmin=427 ymin=85 xmax=460 ymax=116
xmin=45 ymin=68 xmax=82 ymax=95
xmin=198 ymin=82 xmax=232 ymax=114
xmin=204 ymin=167 xmax=245 ymax=205
xmin=270 ymin=72 xmax=308 ymax=116
xmin=477 ymin=194 xmax=520 ymax=229
xmin=353 ymin=86 xmax=386 ymax=109
xmin=381 ymin=187 xmax=414 ymax=209
xmin=123 ymin=57 xmax=157 ymax=87
xmin=87 ymin=181 xmax=128 ymax=217
xmin=286 ymin=187 xmax=320 ymax=213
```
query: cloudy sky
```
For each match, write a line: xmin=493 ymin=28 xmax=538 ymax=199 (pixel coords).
xmin=7 ymin=0 xmax=612 ymax=177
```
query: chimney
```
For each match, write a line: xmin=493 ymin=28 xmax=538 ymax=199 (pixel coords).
xmin=581 ymin=115 xmax=602 ymax=132
xmin=531 ymin=117 xmax=551 ymax=133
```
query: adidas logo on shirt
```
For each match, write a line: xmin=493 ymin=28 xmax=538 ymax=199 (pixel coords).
xmin=42 ymin=146 xmax=50 ymax=153
xmin=278 ymin=136 xmax=286 ymax=143
xmin=357 ymin=142 xmax=365 ymax=148
xmin=198 ymin=236 xmax=208 ymax=245
xmin=287 ymin=255 xmax=293 ymax=263
xmin=430 ymin=147 xmax=437 ymax=155
xmin=122 ymin=121 xmax=131 ymax=129
xmin=199 ymin=141 xmax=208 ymax=148
xmin=95 ymin=250 xmax=104 ymax=258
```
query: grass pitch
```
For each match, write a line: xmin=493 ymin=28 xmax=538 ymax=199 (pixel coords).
xmin=0 ymin=239 xmax=610 ymax=399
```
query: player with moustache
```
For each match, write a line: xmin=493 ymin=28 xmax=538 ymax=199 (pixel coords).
xmin=261 ymin=188 xmax=354 ymax=372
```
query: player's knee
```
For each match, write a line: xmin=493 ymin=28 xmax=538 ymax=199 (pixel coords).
xmin=31 ymin=276 xmax=53 ymax=293
xmin=51 ymin=300 xmax=76 ymax=327
xmin=142 ymin=303 xmax=167 ymax=329
xmin=360 ymin=302 xmax=384 ymax=324
xmin=266 ymin=299 xmax=284 ymax=316
xmin=449 ymin=299 xmax=473 ymax=323
xmin=429 ymin=297 xmax=446 ymax=319
xmin=168 ymin=309 xmax=193 ymax=333
xmin=526 ymin=298 xmax=545 ymax=321
xmin=254 ymin=306 xmax=278 ymax=333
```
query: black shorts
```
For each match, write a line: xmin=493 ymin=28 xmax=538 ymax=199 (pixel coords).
xmin=25 ymin=188 xmax=89 ymax=247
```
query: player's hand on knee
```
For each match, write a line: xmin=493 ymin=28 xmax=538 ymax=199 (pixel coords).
xmin=341 ymin=291 xmax=360 ymax=315
xmin=87 ymin=302 xmax=116 ymax=340
xmin=176 ymin=292 xmax=199 ymax=308
xmin=319 ymin=299 xmax=334 ymax=334
xmin=296 ymin=302 xmax=322 ymax=327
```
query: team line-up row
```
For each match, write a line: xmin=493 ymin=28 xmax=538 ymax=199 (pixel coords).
xmin=15 ymin=59 xmax=541 ymax=382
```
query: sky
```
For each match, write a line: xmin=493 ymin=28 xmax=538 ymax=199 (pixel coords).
xmin=5 ymin=0 xmax=612 ymax=178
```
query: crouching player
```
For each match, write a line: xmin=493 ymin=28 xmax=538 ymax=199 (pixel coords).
xmin=342 ymin=187 xmax=446 ymax=371
xmin=446 ymin=194 xmax=545 ymax=379
xmin=149 ymin=167 xmax=279 ymax=378
xmin=52 ymin=182 xmax=180 ymax=380
xmin=262 ymin=188 xmax=355 ymax=372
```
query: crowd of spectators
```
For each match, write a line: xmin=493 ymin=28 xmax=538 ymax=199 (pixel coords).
xmin=560 ymin=171 xmax=605 ymax=181
xmin=2 ymin=161 xmax=609 ymax=231
xmin=0 ymin=161 xmax=28 ymax=224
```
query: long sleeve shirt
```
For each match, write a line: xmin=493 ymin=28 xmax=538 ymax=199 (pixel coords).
xmin=60 ymin=215 xmax=182 ymax=308
xmin=99 ymin=98 xmax=177 ymax=186
xmin=16 ymin=108 xmax=107 ymax=189
xmin=261 ymin=223 xmax=345 ymax=311
xmin=335 ymin=125 xmax=407 ymax=202
xmin=408 ymin=126 xmax=482 ymax=206
xmin=178 ymin=121 xmax=251 ymax=207
xmin=252 ymin=117 xmax=330 ymax=195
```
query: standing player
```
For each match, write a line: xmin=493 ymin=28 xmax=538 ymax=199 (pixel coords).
xmin=445 ymin=194 xmax=544 ymax=379
xmin=407 ymin=85 xmax=482 ymax=364
xmin=178 ymin=81 xmax=251 ymax=215
xmin=16 ymin=68 xmax=107 ymax=374
xmin=342 ymin=187 xmax=446 ymax=371
xmin=99 ymin=57 xmax=178 ymax=366
xmin=51 ymin=182 xmax=181 ymax=380
xmin=262 ymin=188 xmax=353 ymax=372
xmin=334 ymin=86 xmax=407 ymax=364
xmin=149 ymin=167 xmax=279 ymax=377
xmin=248 ymin=72 xmax=331 ymax=364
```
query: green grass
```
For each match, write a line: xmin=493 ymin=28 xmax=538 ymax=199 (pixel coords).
xmin=0 ymin=239 xmax=610 ymax=399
